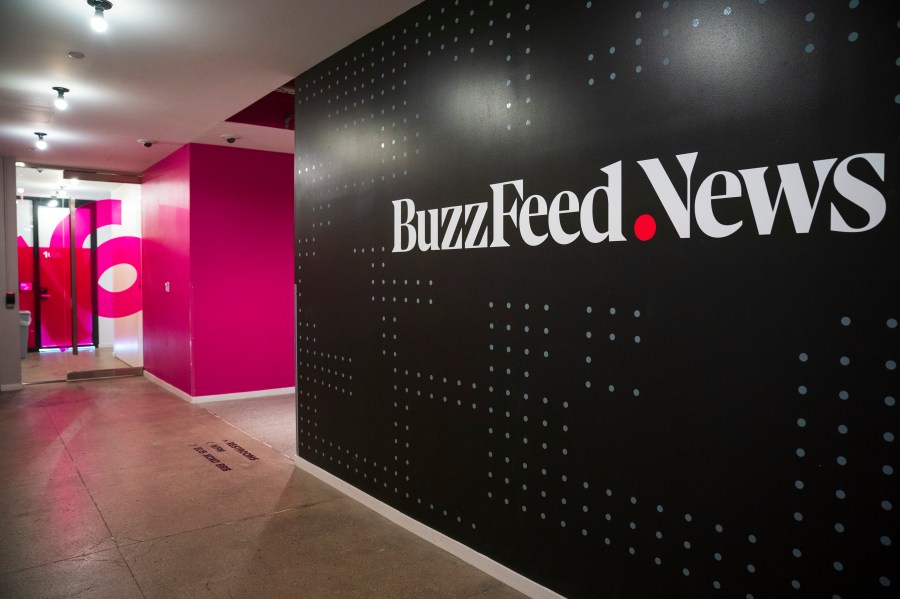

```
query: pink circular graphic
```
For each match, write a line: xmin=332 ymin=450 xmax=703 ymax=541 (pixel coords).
xmin=634 ymin=214 xmax=657 ymax=241
xmin=96 ymin=236 xmax=142 ymax=318
xmin=47 ymin=199 xmax=142 ymax=318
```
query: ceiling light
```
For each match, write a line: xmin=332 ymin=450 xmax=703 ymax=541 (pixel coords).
xmin=17 ymin=188 xmax=24 ymax=195
xmin=53 ymin=87 xmax=70 ymax=110
xmin=87 ymin=0 xmax=113 ymax=32
xmin=34 ymin=132 xmax=48 ymax=150
xmin=48 ymin=198 xmax=59 ymax=208
xmin=15 ymin=161 xmax=25 ymax=167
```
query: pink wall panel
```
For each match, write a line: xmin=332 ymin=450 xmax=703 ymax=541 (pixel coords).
xmin=188 ymin=144 xmax=294 ymax=396
xmin=141 ymin=145 xmax=193 ymax=395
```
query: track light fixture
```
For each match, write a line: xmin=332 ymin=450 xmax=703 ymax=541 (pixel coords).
xmin=34 ymin=132 xmax=48 ymax=150
xmin=53 ymin=87 xmax=70 ymax=110
xmin=87 ymin=0 xmax=113 ymax=32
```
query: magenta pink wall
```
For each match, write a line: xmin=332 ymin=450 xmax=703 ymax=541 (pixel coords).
xmin=141 ymin=145 xmax=193 ymax=394
xmin=189 ymin=144 xmax=295 ymax=396
xmin=141 ymin=143 xmax=294 ymax=397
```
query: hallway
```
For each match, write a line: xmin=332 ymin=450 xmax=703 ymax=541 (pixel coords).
xmin=0 ymin=377 xmax=524 ymax=598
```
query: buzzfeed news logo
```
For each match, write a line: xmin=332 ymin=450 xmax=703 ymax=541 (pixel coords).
xmin=392 ymin=152 xmax=886 ymax=252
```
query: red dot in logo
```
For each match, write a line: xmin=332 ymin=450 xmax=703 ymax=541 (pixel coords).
xmin=634 ymin=214 xmax=656 ymax=241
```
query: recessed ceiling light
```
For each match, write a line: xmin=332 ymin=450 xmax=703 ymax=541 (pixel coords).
xmin=15 ymin=161 xmax=25 ymax=167
xmin=68 ymin=51 xmax=86 ymax=60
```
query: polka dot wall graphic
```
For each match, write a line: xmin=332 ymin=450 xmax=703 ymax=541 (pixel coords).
xmin=583 ymin=0 xmax=677 ymax=87
xmin=293 ymin=1 xmax=898 ymax=597
xmin=787 ymin=313 xmax=898 ymax=596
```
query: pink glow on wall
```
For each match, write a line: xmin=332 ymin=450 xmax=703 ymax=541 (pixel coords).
xmin=140 ymin=143 xmax=294 ymax=397
xmin=189 ymin=144 xmax=294 ymax=396
xmin=142 ymin=145 xmax=193 ymax=395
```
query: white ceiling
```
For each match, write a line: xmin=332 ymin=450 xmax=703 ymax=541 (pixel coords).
xmin=0 ymin=0 xmax=422 ymax=175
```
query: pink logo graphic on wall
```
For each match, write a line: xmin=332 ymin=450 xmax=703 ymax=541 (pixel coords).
xmin=60 ymin=199 xmax=141 ymax=318
xmin=20 ymin=199 xmax=141 ymax=319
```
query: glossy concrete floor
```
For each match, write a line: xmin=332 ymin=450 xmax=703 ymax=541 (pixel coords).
xmin=0 ymin=376 xmax=525 ymax=598
xmin=201 ymin=393 xmax=296 ymax=460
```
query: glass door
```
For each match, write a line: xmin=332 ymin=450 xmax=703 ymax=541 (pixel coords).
xmin=38 ymin=197 xmax=95 ymax=349
xmin=16 ymin=166 xmax=144 ymax=383
xmin=17 ymin=195 xmax=98 ymax=382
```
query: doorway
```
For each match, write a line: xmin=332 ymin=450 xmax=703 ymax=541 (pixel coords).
xmin=15 ymin=166 xmax=143 ymax=383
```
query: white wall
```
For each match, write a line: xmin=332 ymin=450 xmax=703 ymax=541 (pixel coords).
xmin=0 ymin=156 xmax=22 ymax=390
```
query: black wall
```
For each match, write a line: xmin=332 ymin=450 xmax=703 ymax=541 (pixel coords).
xmin=294 ymin=1 xmax=898 ymax=597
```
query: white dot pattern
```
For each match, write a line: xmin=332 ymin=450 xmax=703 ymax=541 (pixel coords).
xmin=292 ymin=1 xmax=898 ymax=596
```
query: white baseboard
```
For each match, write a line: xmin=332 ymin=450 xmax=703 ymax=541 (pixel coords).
xmin=0 ymin=383 xmax=25 ymax=392
xmin=143 ymin=371 xmax=192 ymax=402
xmin=293 ymin=455 xmax=566 ymax=599
xmin=143 ymin=371 xmax=293 ymax=404
xmin=190 ymin=386 xmax=295 ymax=403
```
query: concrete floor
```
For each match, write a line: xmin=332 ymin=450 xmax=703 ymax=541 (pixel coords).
xmin=201 ymin=393 xmax=296 ymax=460
xmin=0 ymin=376 xmax=526 ymax=598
